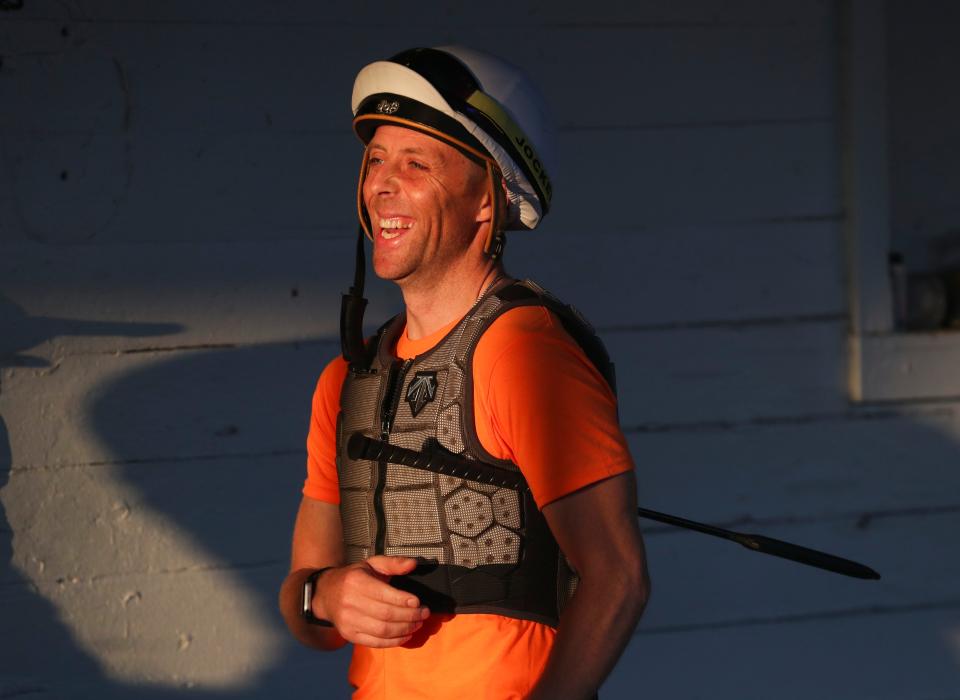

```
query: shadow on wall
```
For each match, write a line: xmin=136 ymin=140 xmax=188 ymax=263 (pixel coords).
xmin=5 ymin=293 xmax=960 ymax=697
xmin=0 ymin=295 xmax=191 ymax=697
xmin=86 ymin=324 xmax=960 ymax=697
xmin=0 ymin=414 xmax=105 ymax=697
xmin=86 ymin=338 xmax=354 ymax=697
xmin=0 ymin=293 xmax=183 ymax=367
xmin=0 ymin=295 xmax=353 ymax=698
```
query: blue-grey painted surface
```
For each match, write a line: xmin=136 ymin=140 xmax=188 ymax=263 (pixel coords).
xmin=1 ymin=1 xmax=957 ymax=697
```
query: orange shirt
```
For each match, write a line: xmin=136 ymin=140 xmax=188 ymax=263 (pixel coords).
xmin=303 ymin=305 xmax=634 ymax=699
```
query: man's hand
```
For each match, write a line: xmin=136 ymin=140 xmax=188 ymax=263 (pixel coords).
xmin=315 ymin=555 xmax=431 ymax=648
xmin=281 ymin=497 xmax=429 ymax=650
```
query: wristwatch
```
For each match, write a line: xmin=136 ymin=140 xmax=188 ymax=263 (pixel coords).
xmin=301 ymin=567 xmax=335 ymax=627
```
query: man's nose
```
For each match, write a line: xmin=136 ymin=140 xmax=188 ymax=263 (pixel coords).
xmin=367 ymin=160 xmax=399 ymax=195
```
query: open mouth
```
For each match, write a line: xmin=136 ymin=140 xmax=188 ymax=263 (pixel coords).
xmin=379 ymin=217 xmax=414 ymax=239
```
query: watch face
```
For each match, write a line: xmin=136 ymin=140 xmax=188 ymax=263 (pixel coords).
xmin=301 ymin=569 xmax=335 ymax=627
xmin=302 ymin=578 xmax=314 ymax=617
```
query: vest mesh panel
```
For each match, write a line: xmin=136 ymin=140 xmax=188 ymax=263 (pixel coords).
xmin=337 ymin=280 xmax=613 ymax=625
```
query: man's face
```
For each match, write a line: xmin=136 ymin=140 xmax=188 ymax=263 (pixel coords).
xmin=362 ymin=125 xmax=488 ymax=286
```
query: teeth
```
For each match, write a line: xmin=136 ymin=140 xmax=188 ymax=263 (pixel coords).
xmin=382 ymin=230 xmax=400 ymax=239
xmin=379 ymin=218 xmax=413 ymax=230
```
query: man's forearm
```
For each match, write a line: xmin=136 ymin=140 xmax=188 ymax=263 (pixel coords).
xmin=278 ymin=568 xmax=347 ymax=651
xmin=528 ymin=565 xmax=650 ymax=700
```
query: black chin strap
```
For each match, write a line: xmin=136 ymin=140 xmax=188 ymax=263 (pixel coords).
xmin=485 ymin=159 xmax=507 ymax=262
xmin=340 ymin=225 xmax=369 ymax=365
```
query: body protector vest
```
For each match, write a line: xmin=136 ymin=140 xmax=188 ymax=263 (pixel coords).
xmin=336 ymin=280 xmax=617 ymax=627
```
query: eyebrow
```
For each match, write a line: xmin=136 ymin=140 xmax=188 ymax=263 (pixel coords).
xmin=368 ymin=142 xmax=446 ymax=163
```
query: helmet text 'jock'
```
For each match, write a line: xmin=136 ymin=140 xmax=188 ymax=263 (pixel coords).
xmin=513 ymin=136 xmax=552 ymax=200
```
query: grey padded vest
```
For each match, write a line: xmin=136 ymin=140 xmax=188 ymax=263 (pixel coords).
xmin=336 ymin=279 xmax=616 ymax=627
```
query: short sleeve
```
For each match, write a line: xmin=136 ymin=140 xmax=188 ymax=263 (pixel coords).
xmin=303 ymin=355 xmax=349 ymax=504
xmin=473 ymin=306 xmax=634 ymax=508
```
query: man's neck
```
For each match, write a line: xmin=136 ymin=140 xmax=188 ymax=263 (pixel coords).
xmin=401 ymin=262 xmax=504 ymax=341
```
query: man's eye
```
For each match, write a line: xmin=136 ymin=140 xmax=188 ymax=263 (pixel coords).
xmin=409 ymin=161 xmax=427 ymax=170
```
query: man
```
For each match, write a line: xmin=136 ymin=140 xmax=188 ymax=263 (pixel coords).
xmin=279 ymin=46 xmax=650 ymax=699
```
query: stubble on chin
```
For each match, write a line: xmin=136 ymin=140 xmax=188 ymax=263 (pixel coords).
xmin=372 ymin=245 xmax=414 ymax=283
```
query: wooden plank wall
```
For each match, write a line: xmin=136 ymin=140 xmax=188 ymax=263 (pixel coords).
xmin=1 ymin=1 xmax=957 ymax=697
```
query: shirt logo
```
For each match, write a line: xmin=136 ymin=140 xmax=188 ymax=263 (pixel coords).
xmin=376 ymin=99 xmax=400 ymax=115
xmin=405 ymin=371 xmax=438 ymax=417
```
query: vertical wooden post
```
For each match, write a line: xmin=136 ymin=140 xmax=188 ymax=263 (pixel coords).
xmin=840 ymin=0 xmax=894 ymax=400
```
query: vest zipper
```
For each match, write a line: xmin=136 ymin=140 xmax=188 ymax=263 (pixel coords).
xmin=374 ymin=358 xmax=412 ymax=554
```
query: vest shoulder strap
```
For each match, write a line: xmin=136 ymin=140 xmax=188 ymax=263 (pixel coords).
xmin=349 ymin=313 xmax=404 ymax=373
xmin=493 ymin=279 xmax=617 ymax=396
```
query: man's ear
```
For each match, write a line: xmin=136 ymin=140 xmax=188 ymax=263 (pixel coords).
xmin=475 ymin=175 xmax=509 ymax=225
xmin=475 ymin=189 xmax=493 ymax=224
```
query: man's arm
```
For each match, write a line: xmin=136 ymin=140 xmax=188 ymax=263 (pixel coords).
xmin=278 ymin=496 xmax=431 ymax=650
xmin=528 ymin=471 xmax=650 ymax=700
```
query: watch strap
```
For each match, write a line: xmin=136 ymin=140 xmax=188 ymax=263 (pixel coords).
xmin=301 ymin=567 xmax=335 ymax=627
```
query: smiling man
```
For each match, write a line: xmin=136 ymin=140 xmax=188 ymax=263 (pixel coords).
xmin=279 ymin=47 xmax=650 ymax=699
xmin=365 ymin=125 xmax=495 ymax=317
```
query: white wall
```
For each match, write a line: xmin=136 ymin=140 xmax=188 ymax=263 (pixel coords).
xmin=1 ymin=1 xmax=957 ymax=697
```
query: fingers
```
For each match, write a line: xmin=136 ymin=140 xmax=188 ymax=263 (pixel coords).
xmin=317 ymin=557 xmax=431 ymax=648
xmin=336 ymin=559 xmax=420 ymax=607
xmin=363 ymin=599 xmax=430 ymax=626
xmin=366 ymin=554 xmax=419 ymax=577
xmin=342 ymin=604 xmax=430 ymax=641
xmin=350 ymin=631 xmax=415 ymax=649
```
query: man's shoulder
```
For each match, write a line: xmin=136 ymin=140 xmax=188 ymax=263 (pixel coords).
xmin=483 ymin=280 xmax=594 ymax=348
xmin=477 ymin=283 xmax=615 ymax=397
xmin=482 ymin=303 xmax=567 ymax=348
xmin=313 ymin=354 xmax=349 ymax=401
xmin=476 ymin=301 xmax=584 ymax=374
xmin=319 ymin=353 xmax=349 ymax=379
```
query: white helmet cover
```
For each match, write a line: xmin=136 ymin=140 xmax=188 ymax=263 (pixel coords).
xmin=351 ymin=46 xmax=554 ymax=232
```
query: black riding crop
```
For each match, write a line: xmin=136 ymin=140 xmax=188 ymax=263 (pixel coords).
xmin=347 ymin=433 xmax=881 ymax=580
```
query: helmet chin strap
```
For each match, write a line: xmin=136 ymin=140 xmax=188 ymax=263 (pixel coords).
xmin=342 ymin=150 xmax=374 ymax=367
xmin=484 ymin=160 xmax=507 ymax=262
xmin=340 ymin=223 xmax=369 ymax=367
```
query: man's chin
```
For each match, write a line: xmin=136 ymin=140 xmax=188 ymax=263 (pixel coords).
xmin=372 ymin=262 xmax=414 ymax=284
xmin=372 ymin=251 xmax=420 ymax=281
